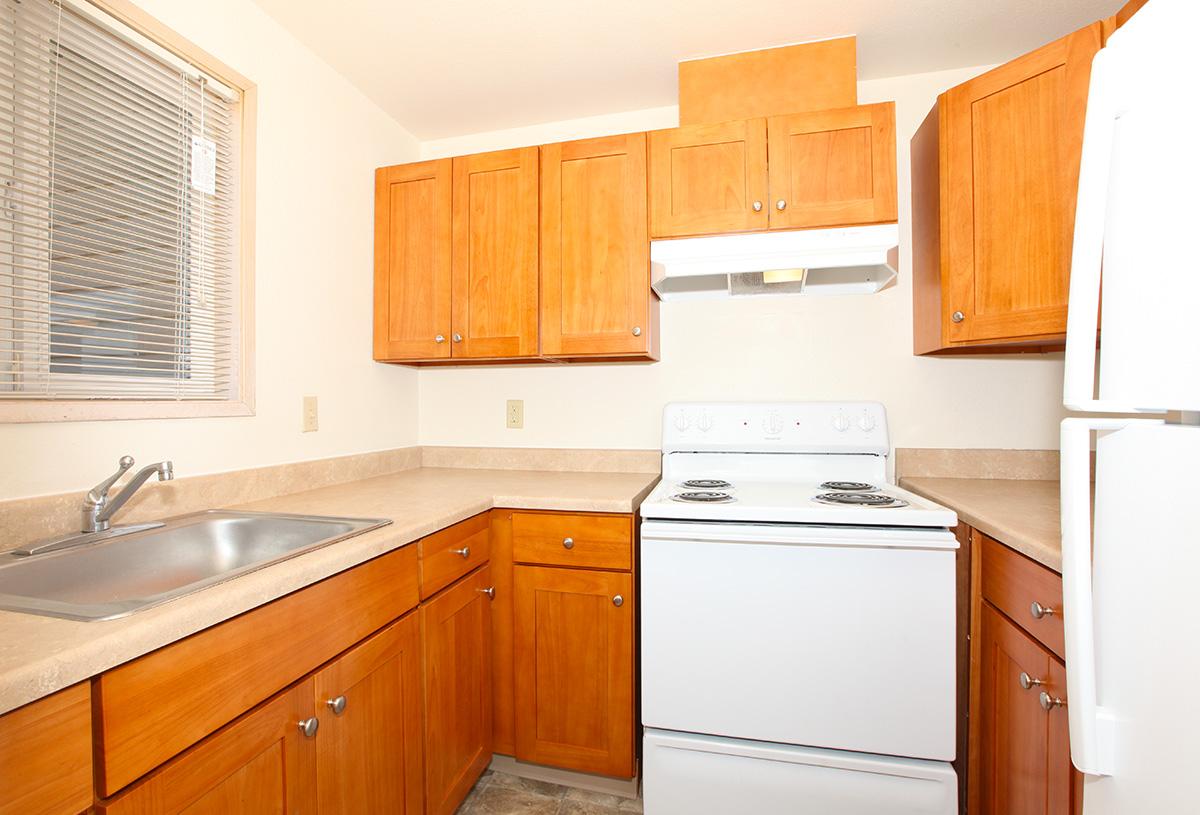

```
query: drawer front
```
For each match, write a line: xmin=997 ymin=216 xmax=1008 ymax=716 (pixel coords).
xmin=980 ymin=533 xmax=1065 ymax=659
xmin=95 ymin=544 xmax=419 ymax=796
xmin=512 ymin=511 xmax=632 ymax=570
xmin=419 ymin=512 xmax=491 ymax=599
xmin=0 ymin=683 xmax=92 ymax=815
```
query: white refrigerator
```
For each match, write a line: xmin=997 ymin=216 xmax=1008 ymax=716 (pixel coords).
xmin=1061 ymin=2 xmax=1200 ymax=813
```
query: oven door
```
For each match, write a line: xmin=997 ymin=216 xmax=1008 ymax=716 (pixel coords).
xmin=640 ymin=520 xmax=957 ymax=761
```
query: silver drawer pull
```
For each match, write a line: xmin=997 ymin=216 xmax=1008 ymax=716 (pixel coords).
xmin=479 ymin=586 xmax=495 ymax=600
xmin=327 ymin=695 xmax=346 ymax=715
xmin=450 ymin=546 xmax=470 ymax=559
xmin=612 ymin=594 xmax=624 ymax=607
xmin=298 ymin=716 xmax=319 ymax=738
xmin=1040 ymin=691 xmax=1065 ymax=711
xmin=563 ymin=537 xmax=575 ymax=549
xmin=1019 ymin=672 xmax=1045 ymax=690
xmin=1030 ymin=601 xmax=1056 ymax=619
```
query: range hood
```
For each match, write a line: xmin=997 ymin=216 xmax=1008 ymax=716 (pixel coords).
xmin=650 ymin=223 xmax=900 ymax=300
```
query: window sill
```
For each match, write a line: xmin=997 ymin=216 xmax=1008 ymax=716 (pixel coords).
xmin=0 ymin=400 xmax=255 ymax=424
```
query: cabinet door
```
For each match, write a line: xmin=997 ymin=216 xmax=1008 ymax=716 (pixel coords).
xmin=541 ymin=134 xmax=654 ymax=357
xmin=513 ymin=566 xmax=634 ymax=777
xmin=451 ymin=148 xmax=539 ymax=359
xmin=978 ymin=603 xmax=1072 ymax=815
xmin=312 ymin=613 xmax=424 ymax=815
xmin=0 ymin=683 xmax=91 ymax=815
xmin=98 ymin=680 xmax=318 ymax=814
xmin=941 ymin=23 xmax=1102 ymax=344
xmin=374 ymin=160 xmax=452 ymax=361
xmin=422 ymin=565 xmax=495 ymax=815
xmin=649 ymin=119 xmax=768 ymax=238
xmin=767 ymin=102 xmax=897 ymax=229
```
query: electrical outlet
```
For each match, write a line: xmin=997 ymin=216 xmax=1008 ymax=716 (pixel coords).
xmin=302 ymin=395 xmax=319 ymax=432
xmin=506 ymin=399 xmax=524 ymax=429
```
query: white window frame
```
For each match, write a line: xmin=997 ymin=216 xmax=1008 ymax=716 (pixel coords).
xmin=0 ymin=0 xmax=256 ymax=423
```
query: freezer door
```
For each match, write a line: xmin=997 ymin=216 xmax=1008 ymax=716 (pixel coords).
xmin=1062 ymin=422 xmax=1200 ymax=814
xmin=640 ymin=524 xmax=957 ymax=761
xmin=1063 ymin=1 xmax=1200 ymax=413
xmin=643 ymin=729 xmax=957 ymax=815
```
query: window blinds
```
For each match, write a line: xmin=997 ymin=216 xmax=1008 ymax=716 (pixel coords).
xmin=1 ymin=0 xmax=240 ymax=401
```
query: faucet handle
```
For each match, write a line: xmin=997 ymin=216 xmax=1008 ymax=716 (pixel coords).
xmin=86 ymin=455 xmax=135 ymax=506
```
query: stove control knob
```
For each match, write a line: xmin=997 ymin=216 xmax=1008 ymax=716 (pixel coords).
xmin=858 ymin=412 xmax=876 ymax=432
xmin=832 ymin=413 xmax=850 ymax=433
xmin=673 ymin=412 xmax=690 ymax=432
xmin=698 ymin=412 xmax=713 ymax=432
xmin=763 ymin=413 xmax=783 ymax=435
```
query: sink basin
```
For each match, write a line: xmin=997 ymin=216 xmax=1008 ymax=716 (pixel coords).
xmin=0 ymin=510 xmax=391 ymax=621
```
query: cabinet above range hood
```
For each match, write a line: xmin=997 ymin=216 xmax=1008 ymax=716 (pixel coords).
xmin=650 ymin=223 xmax=900 ymax=300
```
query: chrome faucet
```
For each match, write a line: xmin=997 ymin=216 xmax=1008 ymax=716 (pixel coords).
xmin=82 ymin=456 xmax=174 ymax=533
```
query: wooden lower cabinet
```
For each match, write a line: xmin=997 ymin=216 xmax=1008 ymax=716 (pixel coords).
xmin=977 ymin=602 xmax=1072 ymax=815
xmin=422 ymin=565 xmax=495 ymax=815
xmin=313 ymin=613 xmax=425 ymax=815
xmin=513 ymin=565 xmax=635 ymax=777
xmin=0 ymin=683 xmax=92 ymax=815
xmin=98 ymin=680 xmax=318 ymax=814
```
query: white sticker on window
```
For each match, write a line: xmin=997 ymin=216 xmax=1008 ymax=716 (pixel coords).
xmin=190 ymin=136 xmax=216 ymax=195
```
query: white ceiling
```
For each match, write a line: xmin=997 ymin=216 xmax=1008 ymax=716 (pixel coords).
xmin=252 ymin=0 xmax=1122 ymax=140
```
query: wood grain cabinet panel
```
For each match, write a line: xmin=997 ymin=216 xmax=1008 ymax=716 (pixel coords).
xmin=451 ymin=148 xmax=540 ymax=359
xmin=541 ymin=134 xmax=657 ymax=359
xmin=374 ymin=160 xmax=452 ymax=361
xmin=767 ymin=102 xmax=897 ymax=229
xmin=512 ymin=511 xmax=633 ymax=571
xmin=513 ymin=565 xmax=634 ymax=777
xmin=649 ymin=119 xmax=769 ymax=238
xmin=980 ymin=533 xmax=1065 ymax=659
xmin=97 ymin=680 xmax=318 ymax=815
xmin=422 ymin=565 xmax=495 ymax=815
xmin=419 ymin=511 xmax=492 ymax=599
xmin=913 ymin=23 xmax=1102 ymax=353
xmin=977 ymin=603 xmax=1072 ymax=815
xmin=313 ymin=613 xmax=424 ymax=815
xmin=0 ymin=683 xmax=92 ymax=815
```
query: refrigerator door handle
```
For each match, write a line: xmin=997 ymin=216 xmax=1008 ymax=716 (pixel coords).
xmin=1061 ymin=416 xmax=1162 ymax=777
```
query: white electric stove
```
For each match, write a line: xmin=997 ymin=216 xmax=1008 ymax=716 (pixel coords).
xmin=640 ymin=402 xmax=959 ymax=815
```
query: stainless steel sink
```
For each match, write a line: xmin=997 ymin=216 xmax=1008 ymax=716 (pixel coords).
xmin=0 ymin=510 xmax=391 ymax=621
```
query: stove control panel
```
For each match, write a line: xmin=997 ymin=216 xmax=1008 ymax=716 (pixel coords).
xmin=663 ymin=402 xmax=889 ymax=455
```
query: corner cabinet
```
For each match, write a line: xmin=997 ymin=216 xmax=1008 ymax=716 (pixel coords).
xmin=648 ymin=102 xmax=897 ymax=239
xmin=912 ymin=22 xmax=1103 ymax=354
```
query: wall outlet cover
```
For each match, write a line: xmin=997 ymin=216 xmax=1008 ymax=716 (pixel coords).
xmin=302 ymin=395 xmax=318 ymax=432
xmin=506 ymin=399 xmax=524 ymax=429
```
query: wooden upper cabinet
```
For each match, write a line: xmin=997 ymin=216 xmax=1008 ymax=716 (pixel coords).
xmin=513 ymin=565 xmax=635 ymax=777
xmin=98 ymin=680 xmax=318 ymax=815
xmin=0 ymin=683 xmax=92 ymax=815
xmin=541 ymin=134 xmax=656 ymax=358
xmin=422 ymin=565 xmax=494 ymax=815
xmin=767 ymin=102 xmax=896 ymax=229
xmin=451 ymin=148 xmax=540 ymax=359
xmin=649 ymin=118 xmax=769 ymax=238
xmin=913 ymin=23 xmax=1103 ymax=353
xmin=312 ymin=613 xmax=424 ymax=815
xmin=374 ymin=160 xmax=452 ymax=361
xmin=977 ymin=603 xmax=1073 ymax=815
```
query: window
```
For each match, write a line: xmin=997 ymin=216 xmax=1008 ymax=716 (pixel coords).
xmin=1 ymin=0 xmax=251 ymax=417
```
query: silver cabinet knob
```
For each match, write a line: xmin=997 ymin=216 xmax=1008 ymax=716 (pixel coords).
xmin=612 ymin=595 xmax=624 ymax=607
xmin=450 ymin=546 xmax=470 ymax=559
xmin=1030 ymin=601 xmax=1056 ymax=619
xmin=563 ymin=537 xmax=575 ymax=549
xmin=479 ymin=586 xmax=495 ymax=600
xmin=951 ymin=311 xmax=965 ymax=323
xmin=752 ymin=200 xmax=763 ymax=212
xmin=327 ymin=695 xmax=346 ymax=715
xmin=435 ymin=334 xmax=446 ymax=343
xmin=776 ymin=199 xmax=787 ymax=211
xmin=452 ymin=332 xmax=463 ymax=343
xmin=1040 ymin=691 xmax=1065 ymax=711
xmin=1019 ymin=672 xmax=1045 ymax=690
xmin=298 ymin=716 xmax=319 ymax=738
xmin=632 ymin=326 xmax=642 ymax=337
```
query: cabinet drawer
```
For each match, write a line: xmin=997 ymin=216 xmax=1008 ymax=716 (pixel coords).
xmin=94 ymin=545 xmax=419 ymax=796
xmin=419 ymin=512 xmax=491 ymax=599
xmin=980 ymin=533 xmax=1064 ymax=659
xmin=512 ymin=512 xmax=632 ymax=570
xmin=0 ymin=683 xmax=92 ymax=815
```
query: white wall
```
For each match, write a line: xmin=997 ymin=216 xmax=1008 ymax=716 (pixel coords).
xmin=416 ymin=64 xmax=1070 ymax=452
xmin=0 ymin=0 xmax=422 ymax=500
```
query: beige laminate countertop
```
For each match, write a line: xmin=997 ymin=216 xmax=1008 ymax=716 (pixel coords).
xmin=900 ymin=477 xmax=1062 ymax=572
xmin=0 ymin=466 xmax=659 ymax=716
